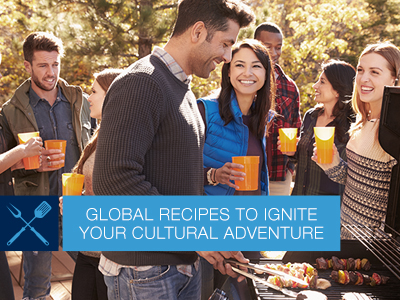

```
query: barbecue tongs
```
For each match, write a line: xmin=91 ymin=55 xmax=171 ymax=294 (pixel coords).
xmin=225 ymin=259 xmax=302 ymax=298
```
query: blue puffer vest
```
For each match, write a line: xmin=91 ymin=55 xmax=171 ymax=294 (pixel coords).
xmin=198 ymin=93 xmax=269 ymax=196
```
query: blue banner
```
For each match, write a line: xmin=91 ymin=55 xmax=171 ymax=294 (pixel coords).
xmin=63 ymin=195 xmax=340 ymax=251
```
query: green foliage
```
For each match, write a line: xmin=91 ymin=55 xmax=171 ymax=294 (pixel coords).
xmin=259 ymin=0 xmax=370 ymax=115
xmin=0 ymin=0 xmax=178 ymax=102
xmin=1 ymin=0 xmax=399 ymax=113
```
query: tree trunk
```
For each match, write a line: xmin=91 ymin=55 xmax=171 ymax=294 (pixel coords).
xmin=138 ymin=0 xmax=153 ymax=58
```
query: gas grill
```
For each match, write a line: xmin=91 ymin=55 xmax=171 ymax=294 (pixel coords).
xmin=247 ymin=233 xmax=400 ymax=300
xmin=342 ymin=224 xmax=400 ymax=281
xmin=379 ymin=86 xmax=400 ymax=234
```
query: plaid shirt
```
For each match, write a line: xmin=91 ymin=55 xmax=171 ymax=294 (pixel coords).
xmin=267 ymin=64 xmax=302 ymax=181
xmin=152 ymin=46 xmax=191 ymax=84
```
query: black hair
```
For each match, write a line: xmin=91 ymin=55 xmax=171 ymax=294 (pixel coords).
xmin=254 ymin=22 xmax=283 ymax=39
xmin=172 ymin=0 xmax=254 ymax=41
xmin=218 ymin=39 xmax=275 ymax=139
xmin=319 ymin=60 xmax=356 ymax=143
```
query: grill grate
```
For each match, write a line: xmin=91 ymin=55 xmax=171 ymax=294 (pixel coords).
xmin=343 ymin=224 xmax=400 ymax=281
xmin=251 ymin=260 xmax=399 ymax=300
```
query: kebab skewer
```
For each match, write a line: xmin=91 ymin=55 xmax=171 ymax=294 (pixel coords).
xmin=316 ymin=256 xmax=371 ymax=271
xmin=330 ymin=270 xmax=389 ymax=286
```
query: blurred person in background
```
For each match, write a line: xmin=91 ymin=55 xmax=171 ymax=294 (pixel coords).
xmin=0 ymin=52 xmax=43 ymax=300
xmin=254 ymin=22 xmax=301 ymax=195
xmin=68 ymin=68 xmax=123 ymax=300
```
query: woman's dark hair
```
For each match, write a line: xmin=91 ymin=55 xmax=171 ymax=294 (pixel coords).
xmin=218 ymin=39 xmax=275 ymax=139
xmin=319 ymin=59 xmax=356 ymax=143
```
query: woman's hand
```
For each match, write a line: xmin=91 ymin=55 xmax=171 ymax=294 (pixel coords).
xmin=214 ymin=162 xmax=245 ymax=189
xmin=11 ymin=137 xmax=43 ymax=171
xmin=38 ymin=149 xmax=65 ymax=172
xmin=59 ymin=196 xmax=63 ymax=215
xmin=311 ymin=143 xmax=341 ymax=170
xmin=23 ymin=137 xmax=43 ymax=158
xmin=277 ymin=136 xmax=297 ymax=156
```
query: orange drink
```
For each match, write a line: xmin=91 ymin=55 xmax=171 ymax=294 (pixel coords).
xmin=232 ymin=156 xmax=259 ymax=191
xmin=279 ymin=128 xmax=298 ymax=152
xmin=18 ymin=132 xmax=40 ymax=170
xmin=45 ymin=140 xmax=67 ymax=168
xmin=62 ymin=173 xmax=85 ymax=195
xmin=314 ymin=127 xmax=335 ymax=164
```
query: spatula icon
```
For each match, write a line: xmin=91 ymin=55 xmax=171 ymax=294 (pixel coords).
xmin=7 ymin=201 xmax=52 ymax=246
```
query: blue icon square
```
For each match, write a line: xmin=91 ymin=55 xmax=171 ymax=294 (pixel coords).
xmin=0 ymin=196 xmax=59 ymax=251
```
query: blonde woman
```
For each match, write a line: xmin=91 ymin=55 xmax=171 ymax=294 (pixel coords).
xmin=314 ymin=42 xmax=400 ymax=239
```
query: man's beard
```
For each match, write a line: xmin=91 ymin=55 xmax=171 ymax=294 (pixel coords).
xmin=31 ymin=71 xmax=57 ymax=92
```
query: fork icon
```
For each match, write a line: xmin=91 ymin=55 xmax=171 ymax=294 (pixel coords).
xmin=7 ymin=201 xmax=52 ymax=246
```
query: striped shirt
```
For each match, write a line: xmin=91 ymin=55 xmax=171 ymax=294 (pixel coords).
xmin=324 ymin=120 xmax=396 ymax=239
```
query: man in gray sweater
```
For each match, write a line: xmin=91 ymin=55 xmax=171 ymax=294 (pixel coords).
xmin=92 ymin=0 xmax=254 ymax=299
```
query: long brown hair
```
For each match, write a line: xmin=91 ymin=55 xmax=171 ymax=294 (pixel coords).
xmin=218 ymin=39 xmax=275 ymax=139
xmin=73 ymin=68 xmax=123 ymax=174
xmin=350 ymin=42 xmax=400 ymax=136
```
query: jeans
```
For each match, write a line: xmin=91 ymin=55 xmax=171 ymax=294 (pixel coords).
xmin=22 ymin=251 xmax=52 ymax=300
xmin=104 ymin=263 xmax=201 ymax=300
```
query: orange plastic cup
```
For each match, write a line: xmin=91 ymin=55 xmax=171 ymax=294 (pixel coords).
xmin=314 ymin=127 xmax=335 ymax=164
xmin=279 ymin=128 xmax=298 ymax=152
xmin=18 ymin=132 xmax=40 ymax=170
xmin=62 ymin=173 xmax=85 ymax=196
xmin=232 ymin=156 xmax=260 ymax=191
xmin=45 ymin=140 xmax=67 ymax=168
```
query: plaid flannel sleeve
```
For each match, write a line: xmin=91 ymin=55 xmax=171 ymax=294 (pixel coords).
xmin=268 ymin=72 xmax=302 ymax=181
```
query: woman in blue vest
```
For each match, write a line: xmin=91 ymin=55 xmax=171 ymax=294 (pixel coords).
xmin=197 ymin=39 xmax=274 ymax=197
xmin=197 ymin=39 xmax=275 ymax=300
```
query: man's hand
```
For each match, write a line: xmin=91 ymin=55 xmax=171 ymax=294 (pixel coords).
xmin=38 ymin=149 xmax=64 ymax=172
xmin=196 ymin=251 xmax=249 ymax=282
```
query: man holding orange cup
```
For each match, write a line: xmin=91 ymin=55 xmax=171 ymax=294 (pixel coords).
xmin=0 ymin=32 xmax=93 ymax=300
xmin=45 ymin=140 xmax=67 ymax=169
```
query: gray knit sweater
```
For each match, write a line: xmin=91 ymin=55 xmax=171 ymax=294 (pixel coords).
xmin=93 ymin=54 xmax=204 ymax=265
